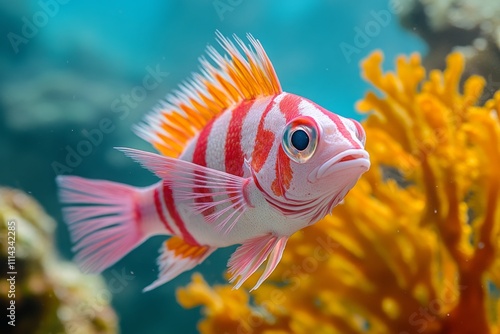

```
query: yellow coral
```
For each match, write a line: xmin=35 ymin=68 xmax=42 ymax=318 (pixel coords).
xmin=177 ymin=52 xmax=500 ymax=334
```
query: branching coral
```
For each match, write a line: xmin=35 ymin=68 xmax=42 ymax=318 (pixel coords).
xmin=0 ymin=188 xmax=118 ymax=334
xmin=177 ymin=51 xmax=500 ymax=334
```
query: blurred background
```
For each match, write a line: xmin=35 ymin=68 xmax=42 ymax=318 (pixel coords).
xmin=6 ymin=0 xmax=497 ymax=333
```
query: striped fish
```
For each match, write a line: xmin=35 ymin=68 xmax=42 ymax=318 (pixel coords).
xmin=57 ymin=32 xmax=370 ymax=291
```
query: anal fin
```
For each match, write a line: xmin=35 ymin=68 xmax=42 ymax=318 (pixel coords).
xmin=144 ymin=236 xmax=215 ymax=292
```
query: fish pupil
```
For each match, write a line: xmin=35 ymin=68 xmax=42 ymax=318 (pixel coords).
xmin=291 ymin=129 xmax=309 ymax=151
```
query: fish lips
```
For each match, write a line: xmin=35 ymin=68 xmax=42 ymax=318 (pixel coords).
xmin=308 ymin=149 xmax=370 ymax=182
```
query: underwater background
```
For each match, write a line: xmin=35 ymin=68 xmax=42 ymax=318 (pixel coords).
xmin=1 ymin=1 xmax=499 ymax=333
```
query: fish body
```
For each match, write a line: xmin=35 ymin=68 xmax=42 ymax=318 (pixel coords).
xmin=57 ymin=33 xmax=370 ymax=291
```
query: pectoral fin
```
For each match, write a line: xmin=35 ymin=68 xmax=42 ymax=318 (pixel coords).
xmin=228 ymin=234 xmax=288 ymax=291
xmin=118 ymin=147 xmax=254 ymax=235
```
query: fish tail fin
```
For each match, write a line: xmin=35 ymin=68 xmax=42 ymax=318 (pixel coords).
xmin=56 ymin=175 xmax=148 ymax=273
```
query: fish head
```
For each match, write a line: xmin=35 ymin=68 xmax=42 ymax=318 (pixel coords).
xmin=252 ymin=93 xmax=370 ymax=224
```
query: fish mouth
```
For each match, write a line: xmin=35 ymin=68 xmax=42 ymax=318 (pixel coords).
xmin=308 ymin=149 xmax=370 ymax=182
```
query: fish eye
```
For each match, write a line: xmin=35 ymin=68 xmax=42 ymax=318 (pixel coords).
xmin=291 ymin=129 xmax=309 ymax=151
xmin=282 ymin=117 xmax=319 ymax=163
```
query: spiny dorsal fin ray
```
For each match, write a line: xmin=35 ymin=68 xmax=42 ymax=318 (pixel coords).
xmin=134 ymin=31 xmax=282 ymax=157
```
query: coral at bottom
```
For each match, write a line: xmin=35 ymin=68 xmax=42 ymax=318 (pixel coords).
xmin=176 ymin=51 xmax=500 ymax=334
xmin=0 ymin=188 xmax=117 ymax=334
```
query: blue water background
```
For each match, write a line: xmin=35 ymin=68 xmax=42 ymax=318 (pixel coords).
xmin=0 ymin=1 xmax=425 ymax=333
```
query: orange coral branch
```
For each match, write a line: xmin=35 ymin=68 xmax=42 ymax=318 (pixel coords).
xmin=176 ymin=51 xmax=500 ymax=334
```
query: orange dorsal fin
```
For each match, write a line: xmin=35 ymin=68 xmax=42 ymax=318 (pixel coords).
xmin=134 ymin=32 xmax=282 ymax=157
